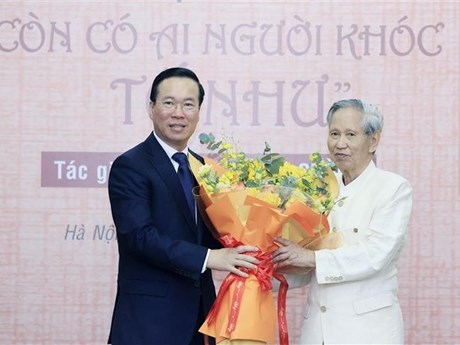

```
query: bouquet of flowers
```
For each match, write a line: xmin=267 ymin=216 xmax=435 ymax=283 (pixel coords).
xmin=189 ymin=133 xmax=343 ymax=345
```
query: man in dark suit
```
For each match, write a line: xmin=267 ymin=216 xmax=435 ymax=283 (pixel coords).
xmin=107 ymin=67 xmax=259 ymax=345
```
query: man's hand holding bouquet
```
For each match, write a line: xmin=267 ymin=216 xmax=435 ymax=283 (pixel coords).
xmin=189 ymin=133 xmax=343 ymax=345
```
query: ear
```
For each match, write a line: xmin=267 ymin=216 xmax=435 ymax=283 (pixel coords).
xmin=148 ymin=101 xmax=155 ymax=120
xmin=369 ymin=131 xmax=381 ymax=154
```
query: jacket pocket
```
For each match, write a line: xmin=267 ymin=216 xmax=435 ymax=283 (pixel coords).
xmin=119 ymin=279 xmax=168 ymax=297
xmin=353 ymin=293 xmax=396 ymax=315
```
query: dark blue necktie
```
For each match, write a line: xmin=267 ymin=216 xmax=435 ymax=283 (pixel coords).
xmin=172 ymin=152 xmax=195 ymax=217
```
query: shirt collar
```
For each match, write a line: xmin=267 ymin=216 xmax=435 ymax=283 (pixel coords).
xmin=338 ymin=160 xmax=376 ymax=198
xmin=153 ymin=131 xmax=189 ymax=159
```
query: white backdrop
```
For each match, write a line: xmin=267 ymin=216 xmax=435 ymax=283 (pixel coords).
xmin=0 ymin=1 xmax=459 ymax=344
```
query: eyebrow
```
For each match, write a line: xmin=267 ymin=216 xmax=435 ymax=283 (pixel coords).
xmin=160 ymin=96 xmax=197 ymax=102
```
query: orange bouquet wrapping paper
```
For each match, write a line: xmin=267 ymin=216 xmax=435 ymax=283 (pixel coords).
xmin=190 ymin=154 xmax=341 ymax=345
xmin=195 ymin=188 xmax=288 ymax=344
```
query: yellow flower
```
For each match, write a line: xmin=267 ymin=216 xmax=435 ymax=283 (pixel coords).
xmin=278 ymin=162 xmax=304 ymax=180
xmin=197 ymin=133 xmax=339 ymax=213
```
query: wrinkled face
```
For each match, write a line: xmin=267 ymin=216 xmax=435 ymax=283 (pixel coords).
xmin=327 ymin=107 xmax=380 ymax=183
xmin=150 ymin=77 xmax=200 ymax=151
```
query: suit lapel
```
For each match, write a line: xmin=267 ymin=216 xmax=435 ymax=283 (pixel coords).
xmin=143 ymin=133 xmax=197 ymax=234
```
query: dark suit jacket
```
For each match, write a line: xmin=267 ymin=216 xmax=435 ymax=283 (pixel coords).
xmin=107 ymin=132 xmax=221 ymax=345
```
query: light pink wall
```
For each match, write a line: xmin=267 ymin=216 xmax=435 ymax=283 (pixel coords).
xmin=0 ymin=1 xmax=458 ymax=344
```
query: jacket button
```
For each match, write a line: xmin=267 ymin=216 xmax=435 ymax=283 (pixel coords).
xmin=353 ymin=228 xmax=358 ymax=233
xmin=320 ymin=306 xmax=327 ymax=313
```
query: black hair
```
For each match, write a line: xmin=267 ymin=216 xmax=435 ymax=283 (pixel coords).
xmin=149 ymin=67 xmax=205 ymax=106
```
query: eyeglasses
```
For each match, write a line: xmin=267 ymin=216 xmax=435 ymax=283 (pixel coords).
xmin=159 ymin=100 xmax=198 ymax=114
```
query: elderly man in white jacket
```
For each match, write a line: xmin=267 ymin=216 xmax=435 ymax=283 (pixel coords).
xmin=272 ymin=99 xmax=413 ymax=345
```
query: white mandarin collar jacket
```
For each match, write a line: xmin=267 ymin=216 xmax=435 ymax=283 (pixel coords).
xmin=299 ymin=161 xmax=413 ymax=345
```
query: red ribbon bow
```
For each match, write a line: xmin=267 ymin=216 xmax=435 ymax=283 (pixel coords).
xmin=206 ymin=234 xmax=290 ymax=345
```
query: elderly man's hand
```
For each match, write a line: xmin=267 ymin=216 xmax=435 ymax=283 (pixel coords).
xmin=271 ymin=237 xmax=316 ymax=272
